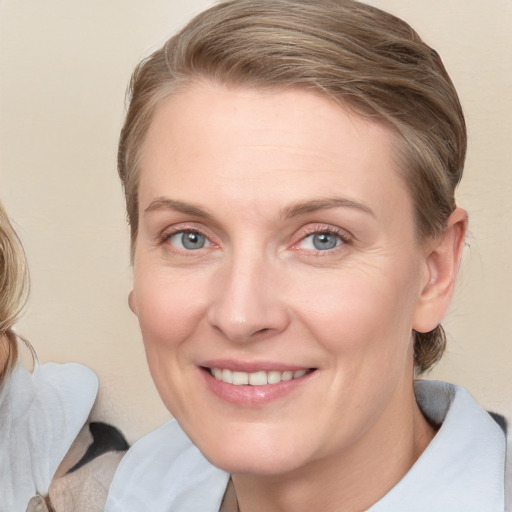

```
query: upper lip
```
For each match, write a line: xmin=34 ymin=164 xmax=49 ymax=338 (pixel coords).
xmin=199 ymin=359 xmax=313 ymax=373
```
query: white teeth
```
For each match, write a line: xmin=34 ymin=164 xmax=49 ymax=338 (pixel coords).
xmin=210 ymin=368 xmax=310 ymax=386
xmin=281 ymin=371 xmax=293 ymax=381
xmin=221 ymin=369 xmax=233 ymax=384
xmin=248 ymin=371 xmax=267 ymax=386
xmin=232 ymin=371 xmax=249 ymax=385
xmin=267 ymin=370 xmax=282 ymax=385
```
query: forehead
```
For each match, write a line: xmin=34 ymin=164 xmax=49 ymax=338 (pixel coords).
xmin=138 ymin=82 xmax=411 ymax=220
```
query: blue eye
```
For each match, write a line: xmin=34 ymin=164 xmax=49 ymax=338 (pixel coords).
xmin=300 ymin=232 xmax=342 ymax=251
xmin=168 ymin=231 xmax=209 ymax=250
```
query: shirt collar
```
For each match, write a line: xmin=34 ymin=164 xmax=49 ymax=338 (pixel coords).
xmin=368 ymin=380 xmax=505 ymax=511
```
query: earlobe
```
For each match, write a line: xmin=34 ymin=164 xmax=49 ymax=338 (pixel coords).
xmin=413 ymin=208 xmax=468 ymax=333
xmin=128 ymin=290 xmax=137 ymax=315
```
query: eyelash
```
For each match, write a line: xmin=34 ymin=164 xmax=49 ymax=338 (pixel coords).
xmin=292 ymin=225 xmax=351 ymax=255
xmin=158 ymin=224 xmax=351 ymax=256
xmin=159 ymin=225 xmax=213 ymax=252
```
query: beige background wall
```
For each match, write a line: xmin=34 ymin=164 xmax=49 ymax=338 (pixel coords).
xmin=1 ymin=0 xmax=510 ymax=444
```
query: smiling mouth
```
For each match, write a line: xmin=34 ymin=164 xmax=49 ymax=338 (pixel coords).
xmin=207 ymin=368 xmax=315 ymax=386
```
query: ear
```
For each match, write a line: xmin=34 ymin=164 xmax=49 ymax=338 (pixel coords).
xmin=413 ymin=207 xmax=468 ymax=333
xmin=128 ymin=290 xmax=138 ymax=315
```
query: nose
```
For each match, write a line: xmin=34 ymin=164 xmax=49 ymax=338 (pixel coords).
xmin=207 ymin=253 xmax=290 ymax=343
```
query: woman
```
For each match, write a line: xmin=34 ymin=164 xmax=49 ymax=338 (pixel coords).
xmin=106 ymin=0 xmax=507 ymax=510
xmin=0 ymin=201 xmax=127 ymax=511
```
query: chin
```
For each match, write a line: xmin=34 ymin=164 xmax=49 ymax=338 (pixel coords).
xmin=190 ymin=424 xmax=314 ymax=476
xmin=206 ymin=448 xmax=305 ymax=476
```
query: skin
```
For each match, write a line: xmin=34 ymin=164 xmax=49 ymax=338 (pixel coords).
xmin=130 ymin=81 xmax=467 ymax=512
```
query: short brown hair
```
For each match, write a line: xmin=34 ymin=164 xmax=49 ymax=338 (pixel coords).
xmin=0 ymin=201 xmax=29 ymax=382
xmin=118 ymin=0 xmax=466 ymax=372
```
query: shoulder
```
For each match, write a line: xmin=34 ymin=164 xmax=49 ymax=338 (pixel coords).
xmin=105 ymin=420 xmax=230 ymax=512
xmin=32 ymin=364 xmax=128 ymax=511
xmin=28 ymin=422 xmax=129 ymax=512
xmin=0 ymin=362 xmax=101 ymax=511
xmin=0 ymin=361 xmax=127 ymax=512
xmin=369 ymin=381 xmax=507 ymax=512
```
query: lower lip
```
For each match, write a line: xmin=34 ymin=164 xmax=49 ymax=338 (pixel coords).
xmin=201 ymin=368 xmax=315 ymax=407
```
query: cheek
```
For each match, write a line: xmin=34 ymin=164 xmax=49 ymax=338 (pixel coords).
xmin=292 ymin=263 xmax=420 ymax=360
xmin=131 ymin=268 xmax=212 ymax=415
xmin=132 ymin=267 xmax=209 ymax=356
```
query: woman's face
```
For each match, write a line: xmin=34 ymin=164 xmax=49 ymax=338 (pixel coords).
xmin=131 ymin=82 xmax=432 ymax=476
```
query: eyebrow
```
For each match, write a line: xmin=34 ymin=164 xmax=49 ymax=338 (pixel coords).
xmin=282 ymin=197 xmax=375 ymax=218
xmin=144 ymin=196 xmax=375 ymax=220
xmin=144 ymin=197 xmax=212 ymax=219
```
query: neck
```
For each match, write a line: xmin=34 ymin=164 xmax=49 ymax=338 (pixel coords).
xmin=231 ymin=384 xmax=435 ymax=512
